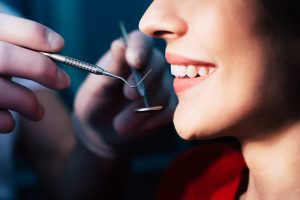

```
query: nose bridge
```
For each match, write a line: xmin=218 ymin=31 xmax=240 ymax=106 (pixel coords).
xmin=139 ymin=0 xmax=187 ymax=39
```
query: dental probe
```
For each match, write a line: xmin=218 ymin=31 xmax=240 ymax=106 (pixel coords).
xmin=119 ymin=21 xmax=163 ymax=113
xmin=40 ymin=52 xmax=151 ymax=88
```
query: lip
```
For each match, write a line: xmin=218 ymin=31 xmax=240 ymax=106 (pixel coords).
xmin=165 ymin=53 xmax=216 ymax=66
xmin=166 ymin=53 xmax=216 ymax=93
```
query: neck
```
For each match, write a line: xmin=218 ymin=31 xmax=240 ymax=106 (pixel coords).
xmin=240 ymin=121 xmax=300 ymax=200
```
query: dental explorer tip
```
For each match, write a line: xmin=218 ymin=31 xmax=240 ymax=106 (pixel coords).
xmin=102 ymin=69 xmax=152 ymax=88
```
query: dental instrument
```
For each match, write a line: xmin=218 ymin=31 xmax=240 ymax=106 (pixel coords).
xmin=119 ymin=21 xmax=163 ymax=113
xmin=40 ymin=52 xmax=151 ymax=88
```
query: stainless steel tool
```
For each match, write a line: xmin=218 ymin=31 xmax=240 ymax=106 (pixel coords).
xmin=41 ymin=52 xmax=151 ymax=88
xmin=119 ymin=21 xmax=163 ymax=113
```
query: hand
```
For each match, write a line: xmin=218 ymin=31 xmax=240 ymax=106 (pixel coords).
xmin=74 ymin=30 xmax=176 ymax=151
xmin=0 ymin=13 xmax=70 ymax=132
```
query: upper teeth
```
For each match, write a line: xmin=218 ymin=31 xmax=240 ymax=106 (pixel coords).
xmin=171 ymin=65 xmax=214 ymax=78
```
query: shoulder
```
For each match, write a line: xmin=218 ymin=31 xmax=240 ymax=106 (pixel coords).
xmin=156 ymin=138 xmax=247 ymax=200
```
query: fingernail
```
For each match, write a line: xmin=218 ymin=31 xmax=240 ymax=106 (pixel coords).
xmin=47 ymin=30 xmax=65 ymax=51
xmin=57 ymin=69 xmax=71 ymax=89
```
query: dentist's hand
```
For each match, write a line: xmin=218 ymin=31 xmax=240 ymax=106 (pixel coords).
xmin=0 ymin=13 xmax=70 ymax=132
xmin=74 ymin=30 xmax=176 ymax=152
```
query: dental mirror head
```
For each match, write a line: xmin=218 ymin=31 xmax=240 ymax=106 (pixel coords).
xmin=134 ymin=106 xmax=164 ymax=113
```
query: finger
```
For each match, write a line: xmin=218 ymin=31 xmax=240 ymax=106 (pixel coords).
xmin=0 ymin=109 xmax=15 ymax=133
xmin=125 ymin=30 xmax=154 ymax=68
xmin=113 ymin=100 xmax=151 ymax=136
xmin=123 ymin=49 xmax=168 ymax=100
xmin=75 ymin=38 xmax=131 ymax=111
xmin=0 ymin=13 xmax=64 ymax=52
xmin=114 ymin=82 xmax=171 ymax=136
xmin=140 ymin=92 xmax=177 ymax=132
xmin=0 ymin=42 xmax=70 ymax=89
xmin=103 ymin=37 xmax=131 ymax=80
xmin=0 ymin=78 xmax=44 ymax=121
xmin=82 ymin=38 xmax=131 ymax=95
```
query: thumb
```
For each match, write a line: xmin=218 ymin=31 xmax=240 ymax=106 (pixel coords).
xmin=125 ymin=30 xmax=153 ymax=69
xmin=97 ymin=38 xmax=131 ymax=78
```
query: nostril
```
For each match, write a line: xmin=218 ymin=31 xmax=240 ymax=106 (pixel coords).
xmin=153 ymin=30 xmax=173 ymax=37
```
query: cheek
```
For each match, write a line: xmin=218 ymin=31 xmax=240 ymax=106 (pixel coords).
xmin=173 ymin=70 xmax=265 ymax=140
xmin=190 ymin=0 xmax=261 ymax=64
xmin=173 ymin=42 xmax=271 ymax=139
xmin=173 ymin=1 xmax=279 ymax=139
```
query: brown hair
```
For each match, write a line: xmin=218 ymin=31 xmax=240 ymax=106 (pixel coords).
xmin=258 ymin=1 xmax=300 ymax=117
xmin=260 ymin=1 xmax=300 ymax=38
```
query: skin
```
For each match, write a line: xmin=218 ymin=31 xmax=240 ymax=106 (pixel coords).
xmin=0 ymin=13 xmax=70 ymax=132
xmin=0 ymin=11 xmax=174 ymax=199
xmin=66 ymin=31 xmax=176 ymax=199
xmin=74 ymin=30 xmax=175 ymax=139
xmin=140 ymin=0 xmax=300 ymax=199
xmin=0 ymin=13 xmax=74 ymax=198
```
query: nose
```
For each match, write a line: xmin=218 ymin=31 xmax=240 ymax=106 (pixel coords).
xmin=139 ymin=1 xmax=187 ymax=41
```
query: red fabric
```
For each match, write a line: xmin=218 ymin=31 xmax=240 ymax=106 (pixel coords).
xmin=156 ymin=142 xmax=247 ymax=200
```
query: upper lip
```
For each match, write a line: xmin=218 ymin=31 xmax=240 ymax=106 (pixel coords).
xmin=165 ymin=53 xmax=216 ymax=67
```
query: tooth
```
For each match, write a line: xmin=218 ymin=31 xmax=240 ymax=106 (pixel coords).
xmin=171 ymin=65 xmax=178 ymax=76
xmin=208 ymin=67 xmax=214 ymax=74
xmin=198 ymin=67 xmax=209 ymax=76
xmin=177 ymin=65 xmax=187 ymax=77
xmin=172 ymin=65 xmax=180 ymax=76
xmin=186 ymin=65 xmax=198 ymax=78
xmin=170 ymin=65 xmax=175 ymax=75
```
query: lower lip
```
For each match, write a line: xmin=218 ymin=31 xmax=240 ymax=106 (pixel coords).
xmin=173 ymin=73 xmax=213 ymax=93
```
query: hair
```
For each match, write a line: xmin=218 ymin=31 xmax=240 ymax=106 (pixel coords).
xmin=259 ymin=1 xmax=300 ymax=39
xmin=257 ymin=0 xmax=300 ymax=65
xmin=257 ymin=1 xmax=300 ymax=118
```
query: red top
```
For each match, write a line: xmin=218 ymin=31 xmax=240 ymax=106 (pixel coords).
xmin=156 ymin=141 xmax=247 ymax=200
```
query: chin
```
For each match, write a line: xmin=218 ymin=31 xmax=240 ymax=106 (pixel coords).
xmin=173 ymin=103 xmax=219 ymax=141
xmin=173 ymin=97 xmax=247 ymax=141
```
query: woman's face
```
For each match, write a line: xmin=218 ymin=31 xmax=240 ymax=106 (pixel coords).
xmin=139 ymin=0 xmax=289 ymax=140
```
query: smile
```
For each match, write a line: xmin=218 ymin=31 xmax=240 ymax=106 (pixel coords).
xmin=171 ymin=64 xmax=215 ymax=78
xmin=166 ymin=53 xmax=217 ymax=93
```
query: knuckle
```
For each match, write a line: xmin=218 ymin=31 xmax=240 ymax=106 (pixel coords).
xmin=23 ymin=90 xmax=40 ymax=118
xmin=29 ymin=22 xmax=50 ymax=48
xmin=47 ymin=69 xmax=59 ymax=84
xmin=46 ymin=65 xmax=59 ymax=81
xmin=110 ymin=38 xmax=125 ymax=52
xmin=27 ymin=21 xmax=64 ymax=51
xmin=0 ymin=42 xmax=9 ymax=74
xmin=35 ymin=58 xmax=58 ymax=81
